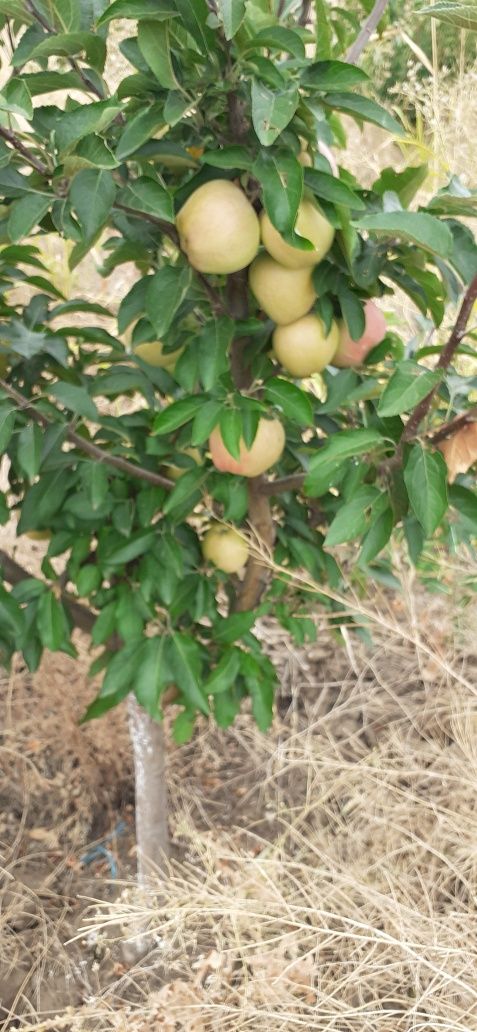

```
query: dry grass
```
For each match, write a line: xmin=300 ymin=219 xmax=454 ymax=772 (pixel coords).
xmin=12 ymin=556 xmax=471 ymax=1032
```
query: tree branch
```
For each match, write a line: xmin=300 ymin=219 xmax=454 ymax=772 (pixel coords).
xmin=429 ymin=405 xmax=477 ymax=445
xmin=0 ymin=126 xmax=49 ymax=176
xmin=0 ymin=379 xmax=174 ymax=490
xmin=0 ymin=549 xmax=96 ymax=634
xmin=346 ymin=0 xmax=389 ymax=65
xmin=24 ymin=0 xmax=105 ymax=100
xmin=260 ymin=472 xmax=306 ymax=496
xmin=392 ymin=273 xmax=477 ymax=466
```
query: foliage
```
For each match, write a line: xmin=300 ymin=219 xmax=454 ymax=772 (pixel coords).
xmin=0 ymin=0 xmax=476 ymax=742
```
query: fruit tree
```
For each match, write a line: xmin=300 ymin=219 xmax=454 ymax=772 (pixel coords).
xmin=0 ymin=0 xmax=477 ymax=905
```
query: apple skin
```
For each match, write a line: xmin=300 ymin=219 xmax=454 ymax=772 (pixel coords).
xmin=273 ymin=314 xmax=340 ymax=377
xmin=176 ymin=180 xmax=260 ymax=275
xmin=260 ymin=197 xmax=335 ymax=270
xmin=209 ymin=417 xmax=285 ymax=477
xmin=249 ymin=253 xmax=316 ymax=325
xmin=164 ymin=447 xmax=202 ymax=480
xmin=202 ymin=525 xmax=249 ymax=573
xmin=132 ymin=339 xmax=184 ymax=370
xmin=333 ymin=301 xmax=387 ymax=368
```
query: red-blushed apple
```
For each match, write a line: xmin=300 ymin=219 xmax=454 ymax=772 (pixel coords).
xmin=333 ymin=300 xmax=387 ymax=367
xmin=209 ymin=417 xmax=285 ymax=477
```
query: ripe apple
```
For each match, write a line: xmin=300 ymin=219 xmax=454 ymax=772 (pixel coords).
xmin=202 ymin=524 xmax=249 ymax=573
xmin=273 ymin=314 xmax=339 ymax=376
xmin=209 ymin=416 xmax=285 ymax=477
xmin=176 ymin=180 xmax=260 ymax=274
xmin=249 ymin=254 xmax=316 ymax=325
xmin=164 ymin=447 xmax=202 ymax=480
xmin=333 ymin=300 xmax=387 ymax=367
xmin=260 ymin=196 xmax=335 ymax=270
xmin=132 ymin=339 xmax=184 ymax=370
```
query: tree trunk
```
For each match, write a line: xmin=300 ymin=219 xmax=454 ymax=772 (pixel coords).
xmin=128 ymin=694 xmax=170 ymax=883
xmin=122 ymin=695 xmax=169 ymax=962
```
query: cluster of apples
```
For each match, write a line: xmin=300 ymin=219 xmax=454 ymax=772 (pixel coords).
xmin=160 ymin=171 xmax=387 ymax=574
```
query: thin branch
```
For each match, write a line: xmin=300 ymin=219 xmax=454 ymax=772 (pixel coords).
xmin=0 ymin=549 xmax=95 ymax=634
xmin=429 ymin=405 xmax=477 ymax=445
xmin=392 ymin=273 xmax=477 ymax=465
xmin=24 ymin=0 xmax=104 ymax=99
xmin=0 ymin=126 xmax=49 ymax=176
xmin=298 ymin=0 xmax=312 ymax=26
xmin=0 ymin=379 xmax=174 ymax=490
xmin=346 ymin=0 xmax=389 ymax=65
xmin=260 ymin=472 xmax=306 ymax=496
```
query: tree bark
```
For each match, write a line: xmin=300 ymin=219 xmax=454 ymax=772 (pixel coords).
xmin=128 ymin=694 xmax=169 ymax=884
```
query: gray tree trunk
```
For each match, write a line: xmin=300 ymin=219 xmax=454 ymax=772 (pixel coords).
xmin=122 ymin=695 xmax=169 ymax=962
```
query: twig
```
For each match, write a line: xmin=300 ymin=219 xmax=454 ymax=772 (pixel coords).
xmin=0 ymin=549 xmax=95 ymax=634
xmin=346 ymin=0 xmax=389 ymax=64
xmin=429 ymin=405 xmax=477 ymax=445
xmin=24 ymin=0 xmax=104 ymax=99
xmin=392 ymin=274 xmax=477 ymax=466
xmin=260 ymin=473 xmax=306 ymax=496
xmin=298 ymin=0 xmax=312 ymax=26
xmin=0 ymin=378 xmax=174 ymax=490
xmin=0 ymin=126 xmax=49 ymax=176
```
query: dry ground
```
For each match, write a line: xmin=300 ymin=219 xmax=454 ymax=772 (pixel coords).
xmin=1 ymin=540 xmax=477 ymax=1031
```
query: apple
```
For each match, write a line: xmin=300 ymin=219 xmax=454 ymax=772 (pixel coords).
xmin=132 ymin=339 xmax=184 ymax=370
xmin=176 ymin=179 xmax=260 ymax=274
xmin=209 ymin=416 xmax=285 ymax=477
xmin=249 ymin=253 xmax=316 ymax=325
xmin=260 ymin=196 xmax=335 ymax=270
xmin=164 ymin=447 xmax=202 ymax=480
xmin=202 ymin=524 xmax=249 ymax=573
xmin=333 ymin=300 xmax=387 ymax=367
xmin=273 ymin=314 xmax=339 ymax=376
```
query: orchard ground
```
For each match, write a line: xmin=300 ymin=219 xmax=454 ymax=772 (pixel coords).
xmin=1 ymin=521 xmax=477 ymax=1030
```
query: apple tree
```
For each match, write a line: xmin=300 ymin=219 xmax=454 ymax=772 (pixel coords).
xmin=0 ymin=0 xmax=477 ymax=892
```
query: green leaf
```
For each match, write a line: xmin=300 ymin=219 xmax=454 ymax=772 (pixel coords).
xmin=76 ymin=564 xmax=101 ymax=596
xmin=314 ymin=0 xmax=332 ymax=59
xmin=70 ymin=169 xmax=116 ymax=241
xmin=214 ymin=610 xmax=256 ymax=643
xmin=219 ymin=408 xmax=243 ymax=461
xmin=322 ymin=93 xmax=404 ymax=136
xmin=373 ymin=164 xmax=429 ymax=207
xmin=217 ymin=0 xmax=245 ymax=39
xmin=173 ymin=0 xmax=215 ymax=52
xmin=80 ymin=684 xmax=130 ymax=722
xmin=169 ymin=632 xmax=208 ymax=714
xmin=355 ymin=211 xmax=453 ymax=259
xmin=116 ymin=103 xmax=166 ymax=160
xmin=137 ymin=19 xmax=178 ymax=88
xmin=202 ymin=145 xmax=253 ymax=171
xmin=264 ymin=378 xmax=313 ymax=426
xmin=198 ymin=316 xmax=234 ymax=391
xmin=28 ymin=31 xmax=107 ymax=73
xmin=0 ymin=404 xmax=16 ymax=453
xmin=162 ymin=465 xmax=204 ymax=517
xmin=117 ymin=176 xmax=173 ymax=223
xmin=153 ymin=395 xmax=206 ymax=434
xmin=8 ymin=194 xmax=52 ymax=243
xmin=20 ymin=71 xmax=84 ymax=95
xmin=98 ymin=642 xmax=143 ymax=698
xmin=253 ymin=149 xmax=304 ymax=243
xmin=146 ymin=264 xmax=192 ymax=337
xmin=135 ymin=635 xmax=171 ymax=716
xmin=418 ymin=0 xmax=477 ymax=31
xmin=378 ymin=360 xmax=442 ymax=417
xmin=302 ymin=60 xmax=369 ymax=91
xmin=0 ymin=583 xmax=25 ymax=638
xmin=97 ymin=0 xmax=179 ymax=25
xmin=304 ymin=429 xmax=385 ymax=497
xmin=244 ymin=26 xmax=306 ymax=58
xmin=0 ymin=78 xmax=33 ymax=119
xmin=75 ymin=135 xmax=119 ymax=169
xmin=49 ymin=381 xmax=99 ymax=420
xmin=172 ymin=709 xmax=196 ymax=743
xmin=337 ymin=285 xmax=365 ymax=340
xmin=53 ymin=0 xmax=82 ymax=32
xmin=91 ymin=601 xmax=117 ymax=646
xmin=239 ymin=651 xmax=275 ymax=731
xmin=105 ymin=530 xmax=157 ymax=566
xmin=203 ymin=647 xmax=241 ymax=694
xmin=404 ymin=445 xmax=448 ymax=536
xmin=36 ymin=592 xmax=71 ymax=652
xmin=17 ymin=423 xmax=42 ymax=481
xmin=359 ymin=505 xmax=394 ymax=564
xmin=55 ymin=99 xmax=121 ymax=155
xmin=251 ymin=80 xmax=299 ymax=147
xmin=449 ymin=483 xmax=477 ymax=529
xmin=191 ymin=399 xmax=223 ymax=444
xmin=325 ymin=486 xmax=388 ymax=547
xmin=304 ymin=168 xmax=365 ymax=210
